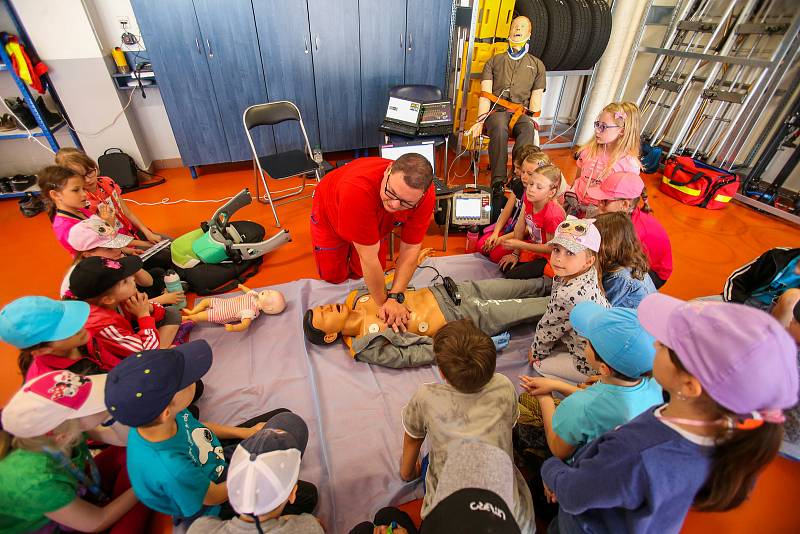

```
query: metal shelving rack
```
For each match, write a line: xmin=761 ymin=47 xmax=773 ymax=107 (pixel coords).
xmin=0 ymin=0 xmax=81 ymax=199
xmin=617 ymin=0 xmax=800 ymax=168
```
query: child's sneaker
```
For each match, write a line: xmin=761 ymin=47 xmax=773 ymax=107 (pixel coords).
xmin=173 ymin=320 xmax=195 ymax=346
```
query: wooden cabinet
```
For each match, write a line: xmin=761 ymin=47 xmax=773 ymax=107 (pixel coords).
xmin=193 ymin=0 xmax=274 ymax=162
xmin=253 ymin=0 xmax=320 ymax=153
xmin=307 ymin=0 xmax=363 ymax=152
xmin=134 ymin=0 xmax=454 ymax=165
xmin=405 ymin=0 xmax=453 ymax=88
xmin=359 ymin=0 xmax=407 ymax=148
xmin=132 ymin=0 xmax=230 ymax=166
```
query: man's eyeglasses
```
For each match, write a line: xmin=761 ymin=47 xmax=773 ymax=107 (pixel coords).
xmin=384 ymin=177 xmax=423 ymax=209
xmin=83 ymin=167 xmax=98 ymax=179
xmin=594 ymin=121 xmax=622 ymax=133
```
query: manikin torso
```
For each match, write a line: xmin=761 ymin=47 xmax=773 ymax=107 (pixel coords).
xmin=347 ymin=288 xmax=448 ymax=338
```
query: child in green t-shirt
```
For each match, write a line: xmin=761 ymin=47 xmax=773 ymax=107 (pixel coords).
xmin=0 ymin=370 xmax=148 ymax=533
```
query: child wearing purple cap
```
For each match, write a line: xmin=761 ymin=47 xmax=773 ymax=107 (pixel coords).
xmin=541 ymin=294 xmax=799 ymax=534
xmin=529 ymin=217 xmax=609 ymax=383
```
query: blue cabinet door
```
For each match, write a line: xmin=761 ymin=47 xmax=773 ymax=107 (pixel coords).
xmin=193 ymin=0 xmax=274 ymax=162
xmin=308 ymin=0 xmax=362 ymax=151
xmin=405 ymin=0 xmax=453 ymax=90
xmin=253 ymin=0 xmax=320 ymax=153
xmin=359 ymin=0 xmax=407 ymax=148
xmin=131 ymin=0 xmax=229 ymax=166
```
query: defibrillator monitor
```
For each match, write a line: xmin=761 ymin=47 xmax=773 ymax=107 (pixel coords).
xmin=452 ymin=190 xmax=492 ymax=226
xmin=380 ymin=140 xmax=436 ymax=174
xmin=385 ymin=97 xmax=422 ymax=126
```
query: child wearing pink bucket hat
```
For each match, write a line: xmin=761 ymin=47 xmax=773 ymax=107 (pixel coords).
xmin=540 ymin=294 xmax=798 ymax=534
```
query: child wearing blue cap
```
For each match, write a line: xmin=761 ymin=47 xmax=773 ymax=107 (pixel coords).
xmin=0 ymin=296 xmax=110 ymax=381
xmin=517 ymin=302 xmax=663 ymax=463
xmin=104 ymin=340 xmax=305 ymax=523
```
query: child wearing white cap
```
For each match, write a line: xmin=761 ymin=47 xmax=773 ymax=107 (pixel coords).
xmin=529 ymin=217 xmax=609 ymax=384
xmin=64 ymin=214 xmax=185 ymax=304
xmin=187 ymin=411 xmax=321 ymax=534
xmin=0 ymin=371 xmax=150 ymax=533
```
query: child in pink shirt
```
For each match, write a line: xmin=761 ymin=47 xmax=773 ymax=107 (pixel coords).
xmin=566 ymin=102 xmax=642 ymax=218
xmin=592 ymin=171 xmax=673 ymax=287
xmin=497 ymin=164 xmax=566 ymax=279
xmin=38 ymin=166 xmax=113 ymax=256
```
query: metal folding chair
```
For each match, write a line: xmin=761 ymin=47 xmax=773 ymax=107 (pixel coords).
xmin=243 ymin=101 xmax=321 ymax=226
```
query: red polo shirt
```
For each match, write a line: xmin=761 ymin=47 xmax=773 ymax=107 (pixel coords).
xmin=313 ymin=157 xmax=435 ymax=245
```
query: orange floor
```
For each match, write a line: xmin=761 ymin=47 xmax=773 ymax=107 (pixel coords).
xmin=1 ymin=148 xmax=799 ymax=532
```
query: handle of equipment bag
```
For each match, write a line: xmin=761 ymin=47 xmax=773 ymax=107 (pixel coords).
xmin=103 ymin=148 xmax=125 ymax=155
xmin=666 ymin=163 xmax=708 ymax=186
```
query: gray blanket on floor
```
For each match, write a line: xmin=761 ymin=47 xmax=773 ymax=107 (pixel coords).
xmin=193 ymin=253 xmax=537 ymax=533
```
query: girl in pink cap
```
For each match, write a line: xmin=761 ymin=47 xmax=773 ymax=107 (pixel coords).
xmin=540 ymin=294 xmax=798 ymax=534
xmin=0 ymin=371 xmax=151 ymax=533
xmin=592 ymin=170 xmax=673 ymax=288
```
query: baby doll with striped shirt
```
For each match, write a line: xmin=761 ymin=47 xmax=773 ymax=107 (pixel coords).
xmin=182 ymin=284 xmax=286 ymax=332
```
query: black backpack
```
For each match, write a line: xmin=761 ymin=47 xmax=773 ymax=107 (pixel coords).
xmin=97 ymin=148 xmax=165 ymax=192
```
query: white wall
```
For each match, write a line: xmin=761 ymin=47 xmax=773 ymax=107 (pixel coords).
xmin=0 ymin=0 xmax=153 ymax=175
xmin=84 ymin=0 xmax=179 ymax=162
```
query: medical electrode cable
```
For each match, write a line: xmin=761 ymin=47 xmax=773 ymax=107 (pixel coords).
xmin=446 ymin=88 xmax=509 ymax=181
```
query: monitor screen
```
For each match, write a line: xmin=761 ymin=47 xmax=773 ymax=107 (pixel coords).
xmin=380 ymin=142 xmax=436 ymax=173
xmin=385 ymin=97 xmax=422 ymax=124
xmin=454 ymin=197 xmax=482 ymax=218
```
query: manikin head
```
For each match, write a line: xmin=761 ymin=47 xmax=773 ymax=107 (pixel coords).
xmin=256 ymin=289 xmax=286 ymax=315
xmin=303 ymin=304 xmax=352 ymax=345
xmin=508 ymin=16 xmax=532 ymax=49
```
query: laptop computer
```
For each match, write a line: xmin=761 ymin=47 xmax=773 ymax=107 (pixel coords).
xmin=418 ymin=100 xmax=453 ymax=137
xmin=379 ymin=97 xmax=422 ymax=137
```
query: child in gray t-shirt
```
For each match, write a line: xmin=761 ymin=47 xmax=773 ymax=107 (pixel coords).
xmin=399 ymin=319 xmax=534 ymax=532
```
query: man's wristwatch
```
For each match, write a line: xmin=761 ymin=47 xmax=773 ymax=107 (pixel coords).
xmin=387 ymin=292 xmax=405 ymax=304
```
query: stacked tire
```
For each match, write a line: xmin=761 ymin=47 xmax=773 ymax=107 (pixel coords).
xmin=515 ymin=0 xmax=612 ymax=71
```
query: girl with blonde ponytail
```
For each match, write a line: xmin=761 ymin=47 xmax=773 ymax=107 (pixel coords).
xmin=565 ymin=102 xmax=642 ymax=217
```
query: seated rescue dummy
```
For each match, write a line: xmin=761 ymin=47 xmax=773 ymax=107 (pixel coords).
xmin=303 ymin=254 xmax=552 ymax=368
xmin=182 ymin=284 xmax=286 ymax=332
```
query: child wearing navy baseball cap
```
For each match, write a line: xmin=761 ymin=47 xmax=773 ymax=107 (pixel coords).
xmin=104 ymin=340 xmax=291 ymax=522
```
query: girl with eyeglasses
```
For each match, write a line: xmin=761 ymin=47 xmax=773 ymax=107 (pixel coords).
xmin=55 ymin=147 xmax=164 ymax=247
xmin=565 ymin=102 xmax=642 ymax=218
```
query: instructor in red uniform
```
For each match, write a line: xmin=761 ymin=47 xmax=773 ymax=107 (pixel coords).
xmin=310 ymin=154 xmax=435 ymax=330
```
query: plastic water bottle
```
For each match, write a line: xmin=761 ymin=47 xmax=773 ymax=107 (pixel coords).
xmin=465 ymin=225 xmax=480 ymax=254
xmin=312 ymin=147 xmax=325 ymax=177
xmin=164 ymin=270 xmax=186 ymax=309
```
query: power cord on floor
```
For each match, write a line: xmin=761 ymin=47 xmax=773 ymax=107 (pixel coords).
xmin=125 ymin=181 xmax=318 ymax=206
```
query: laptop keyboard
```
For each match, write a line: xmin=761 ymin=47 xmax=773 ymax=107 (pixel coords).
xmin=417 ymin=124 xmax=453 ymax=136
xmin=379 ymin=121 xmax=419 ymax=137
